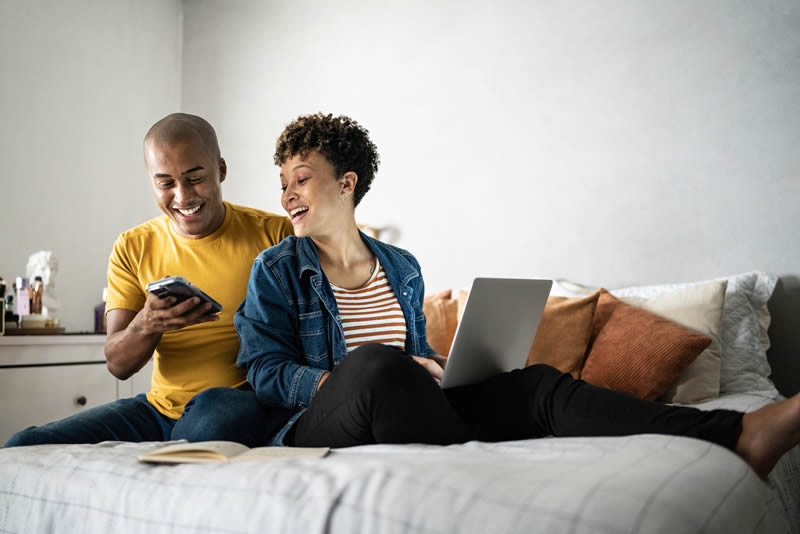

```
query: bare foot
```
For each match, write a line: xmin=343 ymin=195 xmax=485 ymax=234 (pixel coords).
xmin=736 ymin=393 xmax=800 ymax=479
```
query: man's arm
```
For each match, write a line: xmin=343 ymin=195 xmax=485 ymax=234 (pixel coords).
xmin=104 ymin=294 xmax=218 ymax=380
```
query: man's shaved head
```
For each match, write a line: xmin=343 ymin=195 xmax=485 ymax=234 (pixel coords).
xmin=144 ymin=113 xmax=221 ymax=160
xmin=143 ymin=113 xmax=228 ymax=239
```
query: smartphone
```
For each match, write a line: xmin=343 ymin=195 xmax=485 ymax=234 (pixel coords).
xmin=145 ymin=276 xmax=223 ymax=315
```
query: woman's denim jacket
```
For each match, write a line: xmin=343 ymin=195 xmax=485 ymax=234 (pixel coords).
xmin=234 ymin=231 xmax=435 ymax=445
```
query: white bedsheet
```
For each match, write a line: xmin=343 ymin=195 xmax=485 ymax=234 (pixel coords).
xmin=0 ymin=394 xmax=796 ymax=534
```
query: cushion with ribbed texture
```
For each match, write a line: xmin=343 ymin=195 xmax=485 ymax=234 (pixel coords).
xmin=580 ymin=290 xmax=712 ymax=400
xmin=616 ymin=280 xmax=726 ymax=404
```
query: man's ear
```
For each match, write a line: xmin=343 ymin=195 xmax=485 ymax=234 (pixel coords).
xmin=219 ymin=157 xmax=227 ymax=183
xmin=340 ymin=171 xmax=357 ymax=198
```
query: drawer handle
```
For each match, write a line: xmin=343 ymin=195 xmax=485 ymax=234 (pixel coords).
xmin=76 ymin=396 xmax=87 ymax=406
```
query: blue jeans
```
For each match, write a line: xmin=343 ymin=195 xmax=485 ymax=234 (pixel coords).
xmin=4 ymin=388 xmax=296 ymax=448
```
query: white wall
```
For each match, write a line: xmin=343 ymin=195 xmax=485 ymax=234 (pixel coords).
xmin=181 ymin=0 xmax=800 ymax=295
xmin=3 ymin=0 xmax=798 ymax=333
xmin=0 ymin=0 xmax=182 ymax=332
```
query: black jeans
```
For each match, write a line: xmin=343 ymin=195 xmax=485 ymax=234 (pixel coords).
xmin=288 ymin=344 xmax=743 ymax=451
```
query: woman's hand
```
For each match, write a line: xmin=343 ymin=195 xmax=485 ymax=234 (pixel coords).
xmin=412 ymin=355 xmax=444 ymax=384
xmin=317 ymin=371 xmax=331 ymax=391
xmin=429 ymin=353 xmax=448 ymax=370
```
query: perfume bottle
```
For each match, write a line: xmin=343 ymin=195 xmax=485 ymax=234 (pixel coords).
xmin=94 ymin=287 xmax=107 ymax=333
xmin=15 ymin=277 xmax=30 ymax=316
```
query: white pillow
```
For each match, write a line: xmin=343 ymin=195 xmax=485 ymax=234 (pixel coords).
xmin=714 ymin=272 xmax=777 ymax=396
xmin=552 ymin=271 xmax=779 ymax=398
xmin=616 ymin=280 xmax=726 ymax=404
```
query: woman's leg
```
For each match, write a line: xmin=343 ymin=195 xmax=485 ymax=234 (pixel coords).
xmin=445 ymin=364 xmax=742 ymax=449
xmin=289 ymin=350 xmax=800 ymax=478
xmin=454 ymin=363 xmax=800 ymax=479
xmin=289 ymin=344 xmax=471 ymax=448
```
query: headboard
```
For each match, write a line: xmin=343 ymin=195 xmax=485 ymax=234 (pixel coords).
xmin=767 ymin=275 xmax=800 ymax=397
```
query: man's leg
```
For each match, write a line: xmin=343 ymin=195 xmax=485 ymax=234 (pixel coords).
xmin=4 ymin=394 xmax=173 ymax=447
xmin=172 ymin=387 xmax=297 ymax=447
xmin=289 ymin=344 xmax=471 ymax=448
xmin=445 ymin=363 xmax=742 ymax=449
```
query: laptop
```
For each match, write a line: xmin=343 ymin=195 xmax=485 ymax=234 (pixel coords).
xmin=439 ymin=277 xmax=552 ymax=389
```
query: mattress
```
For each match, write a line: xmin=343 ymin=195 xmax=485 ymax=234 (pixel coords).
xmin=0 ymin=393 xmax=796 ymax=534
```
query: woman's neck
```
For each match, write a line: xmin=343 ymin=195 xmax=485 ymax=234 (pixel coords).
xmin=312 ymin=223 xmax=370 ymax=269
xmin=312 ymin=222 xmax=375 ymax=289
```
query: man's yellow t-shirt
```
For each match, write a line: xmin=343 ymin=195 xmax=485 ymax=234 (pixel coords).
xmin=105 ymin=202 xmax=293 ymax=419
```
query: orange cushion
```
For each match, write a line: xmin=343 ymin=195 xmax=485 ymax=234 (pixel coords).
xmin=580 ymin=290 xmax=711 ymax=400
xmin=424 ymin=289 xmax=452 ymax=303
xmin=526 ymin=291 xmax=600 ymax=378
xmin=423 ymin=290 xmax=459 ymax=356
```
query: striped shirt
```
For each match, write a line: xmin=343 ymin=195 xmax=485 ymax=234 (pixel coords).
xmin=330 ymin=258 xmax=407 ymax=352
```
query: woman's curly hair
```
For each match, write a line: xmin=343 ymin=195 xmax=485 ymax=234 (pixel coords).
xmin=274 ymin=113 xmax=380 ymax=208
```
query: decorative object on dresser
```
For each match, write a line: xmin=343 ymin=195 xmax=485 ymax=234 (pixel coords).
xmin=25 ymin=250 xmax=61 ymax=320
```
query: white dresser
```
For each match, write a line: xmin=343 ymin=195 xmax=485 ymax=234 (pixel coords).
xmin=0 ymin=334 xmax=153 ymax=444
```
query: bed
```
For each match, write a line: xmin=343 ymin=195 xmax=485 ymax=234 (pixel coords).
xmin=1 ymin=271 xmax=799 ymax=534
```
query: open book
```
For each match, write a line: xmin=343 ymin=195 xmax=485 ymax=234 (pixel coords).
xmin=138 ymin=441 xmax=330 ymax=464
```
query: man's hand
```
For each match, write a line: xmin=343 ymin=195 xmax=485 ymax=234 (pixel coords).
xmin=130 ymin=293 xmax=220 ymax=336
xmin=105 ymin=294 xmax=219 ymax=380
xmin=412 ymin=355 xmax=444 ymax=384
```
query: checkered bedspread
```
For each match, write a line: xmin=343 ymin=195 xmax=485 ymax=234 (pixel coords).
xmin=1 ymin=394 xmax=796 ymax=534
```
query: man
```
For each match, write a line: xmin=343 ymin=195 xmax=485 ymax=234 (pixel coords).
xmin=5 ymin=113 xmax=294 ymax=447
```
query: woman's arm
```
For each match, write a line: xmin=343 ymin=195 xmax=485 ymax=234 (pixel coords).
xmin=234 ymin=258 xmax=327 ymax=409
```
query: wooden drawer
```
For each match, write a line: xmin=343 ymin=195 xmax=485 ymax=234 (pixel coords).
xmin=0 ymin=363 xmax=118 ymax=445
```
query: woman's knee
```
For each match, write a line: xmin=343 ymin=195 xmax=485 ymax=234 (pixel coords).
xmin=338 ymin=344 xmax=419 ymax=386
xmin=524 ymin=363 xmax=565 ymax=376
xmin=480 ymin=364 xmax=572 ymax=402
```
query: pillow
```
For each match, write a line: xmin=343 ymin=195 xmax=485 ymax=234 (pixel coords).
xmin=581 ymin=290 xmax=712 ymax=401
xmin=424 ymin=289 xmax=452 ymax=302
xmin=612 ymin=272 xmax=778 ymax=396
xmin=553 ymin=272 xmax=779 ymax=397
xmin=617 ymin=280 xmax=726 ymax=404
xmin=715 ymin=272 xmax=777 ymax=395
xmin=456 ymin=289 xmax=469 ymax=322
xmin=423 ymin=290 xmax=459 ymax=356
xmin=526 ymin=292 xmax=600 ymax=378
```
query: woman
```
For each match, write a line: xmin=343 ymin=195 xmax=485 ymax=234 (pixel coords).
xmin=234 ymin=113 xmax=800 ymax=479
